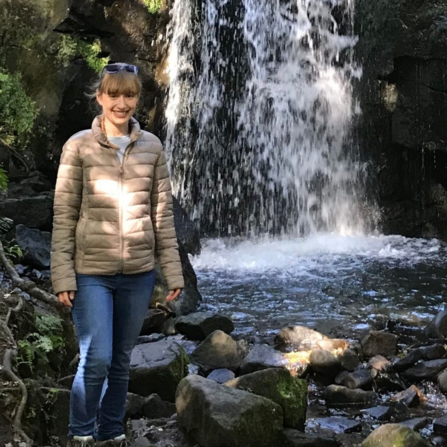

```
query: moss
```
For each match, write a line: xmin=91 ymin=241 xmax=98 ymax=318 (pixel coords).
xmin=277 ymin=375 xmax=307 ymax=429
xmin=57 ymin=35 xmax=109 ymax=73
xmin=170 ymin=345 xmax=190 ymax=384
xmin=143 ymin=0 xmax=163 ymax=14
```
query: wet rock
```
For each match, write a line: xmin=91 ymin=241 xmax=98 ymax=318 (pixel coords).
xmin=338 ymin=348 xmax=360 ymax=372
xmin=190 ymin=330 xmax=245 ymax=373
xmin=207 ymin=368 xmax=235 ymax=384
xmin=437 ymin=369 xmax=447 ymax=393
xmin=420 ymin=344 xmax=446 ymax=360
xmin=225 ymin=368 xmax=307 ymax=430
xmin=312 ymin=416 xmax=362 ymax=434
xmin=152 ymin=243 xmax=202 ymax=317
xmin=400 ymin=417 xmax=430 ymax=431
xmin=239 ymin=344 xmax=287 ymax=375
xmin=317 ymin=339 xmax=349 ymax=352
xmin=126 ymin=392 xmax=146 ymax=419
xmin=136 ymin=333 xmax=166 ymax=345
xmin=391 ymin=385 xmax=423 ymax=407
xmin=341 ymin=369 xmax=373 ymax=390
xmin=368 ymin=355 xmax=391 ymax=372
xmin=335 ymin=370 xmax=350 ymax=385
xmin=176 ymin=375 xmax=283 ymax=447
xmin=392 ymin=350 xmax=423 ymax=372
xmin=281 ymin=429 xmax=340 ymax=446
xmin=361 ymin=423 xmax=431 ymax=447
xmin=275 ymin=326 xmax=327 ymax=350
xmin=15 ymin=224 xmax=51 ymax=268
xmin=141 ymin=393 xmax=176 ymax=419
xmin=324 ymin=385 xmax=378 ymax=408
xmin=172 ymin=196 xmax=201 ymax=256
xmin=140 ymin=309 xmax=167 ymax=336
xmin=424 ymin=311 xmax=447 ymax=339
xmin=175 ymin=312 xmax=234 ymax=341
xmin=361 ymin=331 xmax=399 ymax=358
xmin=361 ymin=405 xmax=394 ymax=421
xmin=372 ymin=370 xmax=406 ymax=392
xmin=401 ymin=359 xmax=447 ymax=381
xmin=310 ymin=349 xmax=341 ymax=377
xmin=129 ymin=339 xmax=189 ymax=402
xmin=162 ymin=317 xmax=177 ymax=336
xmin=434 ymin=415 xmax=447 ymax=435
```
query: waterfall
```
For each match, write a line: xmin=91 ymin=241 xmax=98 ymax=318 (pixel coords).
xmin=165 ymin=0 xmax=365 ymax=237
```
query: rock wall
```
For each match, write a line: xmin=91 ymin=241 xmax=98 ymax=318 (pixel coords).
xmin=0 ymin=0 xmax=173 ymax=179
xmin=355 ymin=0 xmax=447 ymax=239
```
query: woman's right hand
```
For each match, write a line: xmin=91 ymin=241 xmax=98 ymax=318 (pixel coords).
xmin=58 ymin=291 xmax=76 ymax=308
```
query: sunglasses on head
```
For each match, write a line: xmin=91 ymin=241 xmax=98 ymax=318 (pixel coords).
xmin=103 ymin=63 xmax=139 ymax=74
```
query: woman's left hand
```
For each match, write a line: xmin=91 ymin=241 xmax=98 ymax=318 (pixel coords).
xmin=166 ymin=289 xmax=182 ymax=301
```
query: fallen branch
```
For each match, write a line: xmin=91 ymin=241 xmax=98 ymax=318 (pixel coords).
xmin=0 ymin=240 xmax=68 ymax=316
xmin=3 ymin=349 xmax=32 ymax=445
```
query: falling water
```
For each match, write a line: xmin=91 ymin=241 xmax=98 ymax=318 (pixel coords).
xmin=165 ymin=0 xmax=366 ymax=237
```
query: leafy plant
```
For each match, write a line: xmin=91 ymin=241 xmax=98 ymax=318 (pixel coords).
xmin=0 ymin=71 xmax=38 ymax=145
xmin=143 ymin=0 xmax=163 ymax=13
xmin=17 ymin=315 xmax=65 ymax=374
xmin=58 ymin=35 xmax=109 ymax=73
xmin=2 ymin=239 xmax=23 ymax=261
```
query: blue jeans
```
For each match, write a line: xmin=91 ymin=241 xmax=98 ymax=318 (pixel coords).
xmin=69 ymin=271 xmax=155 ymax=440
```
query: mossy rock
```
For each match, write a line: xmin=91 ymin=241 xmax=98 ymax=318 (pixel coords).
xmin=129 ymin=339 xmax=189 ymax=402
xmin=362 ymin=424 xmax=431 ymax=447
xmin=226 ymin=367 xmax=307 ymax=430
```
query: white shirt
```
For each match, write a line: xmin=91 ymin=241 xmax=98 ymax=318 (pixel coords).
xmin=108 ymin=135 xmax=131 ymax=165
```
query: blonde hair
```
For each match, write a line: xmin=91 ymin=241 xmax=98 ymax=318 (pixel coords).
xmin=90 ymin=68 xmax=142 ymax=98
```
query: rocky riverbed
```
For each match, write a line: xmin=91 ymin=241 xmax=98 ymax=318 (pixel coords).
xmin=2 ymin=267 xmax=447 ymax=447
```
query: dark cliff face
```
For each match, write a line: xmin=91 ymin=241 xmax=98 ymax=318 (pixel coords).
xmin=355 ymin=0 xmax=447 ymax=239
xmin=1 ymin=0 xmax=174 ymax=179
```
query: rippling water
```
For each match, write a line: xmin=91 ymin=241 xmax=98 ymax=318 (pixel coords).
xmin=191 ymin=234 xmax=447 ymax=340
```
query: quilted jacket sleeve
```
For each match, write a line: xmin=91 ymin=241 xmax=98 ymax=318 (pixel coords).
xmin=151 ymin=150 xmax=185 ymax=290
xmin=50 ymin=141 xmax=83 ymax=295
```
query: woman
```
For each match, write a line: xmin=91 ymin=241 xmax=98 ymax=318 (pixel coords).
xmin=51 ymin=63 xmax=184 ymax=447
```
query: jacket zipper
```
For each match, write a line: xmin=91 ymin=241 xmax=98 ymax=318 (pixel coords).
xmin=118 ymin=142 xmax=134 ymax=274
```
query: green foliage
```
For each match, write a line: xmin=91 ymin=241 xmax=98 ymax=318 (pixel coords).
xmin=0 ymin=166 xmax=7 ymax=191
xmin=58 ymin=35 xmax=109 ymax=73
xmin=17 ymin=315 xmax=65 ymax=374
xmin=2 ymin=239 xmax=23 ymax=262
xmin=143 ymin=0 xmax=163 ymax=13
xmin=0 ymin=71 xmax=38 ymax=145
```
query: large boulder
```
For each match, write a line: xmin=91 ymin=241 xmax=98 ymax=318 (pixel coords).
xmin=0 ymin=194 xmax=54 ymax=231
xmin=361 ymin=423 xmax=431 ymax=447
xmin=275 ymin=326 xmax=327 ymax=350
xmin=361 ymin=331 xmax=399 ymax=358
xmin=175 ymin=312 xmax=234 ymax=340
xmin=151 ymin=243 xmax=201 ymax=316
xmin=190 ymin=330 xmax=246 ymax=373
xmin=424 ymin=311 xmax=447 ymax=339
xmin=240 ymin=344 xmax=288 ymax=375
xmin=129 ymin=339 xmax=189 ymax=402
xmin=176 ymin=375 xmax=284 ymax=447
xmin=225 ymin=368 xmax=307 ymax=430
xmin=14 ymin=224 xmax=51 ymax=268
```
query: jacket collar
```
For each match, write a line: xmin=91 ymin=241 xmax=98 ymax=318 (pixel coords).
xmin=92 ymin=115 xmax=143 ymax=147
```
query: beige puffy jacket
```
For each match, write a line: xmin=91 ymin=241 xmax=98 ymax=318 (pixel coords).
xmin=50 ymin=116 xmax=184 ymax=295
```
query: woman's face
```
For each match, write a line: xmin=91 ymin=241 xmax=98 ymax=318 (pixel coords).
xmin=96 ymin=91 xmax=139 ymax=128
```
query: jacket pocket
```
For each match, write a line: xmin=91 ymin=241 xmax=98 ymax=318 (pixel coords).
xmin=75 ymin=218 xmax=87 ymax=255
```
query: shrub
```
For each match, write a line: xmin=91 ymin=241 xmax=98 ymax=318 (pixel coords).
xmin=58 ymin=35 xmax=109 ymax=73
xmin=0 ymin=71 xmax=38 ymax=145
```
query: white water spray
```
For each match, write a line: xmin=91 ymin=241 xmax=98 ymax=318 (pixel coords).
xmin=166 ymin=0 xmax=366 ymax=236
